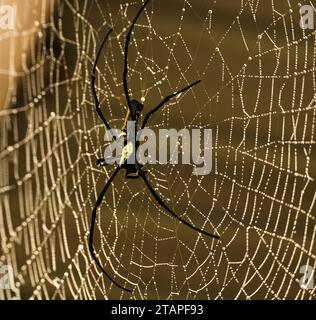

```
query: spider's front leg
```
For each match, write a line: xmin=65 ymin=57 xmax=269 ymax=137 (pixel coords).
xmin=141 ymin=80 xmax=202 ymax=129
xmin=91 ymin=28 xmax=113 ymax=131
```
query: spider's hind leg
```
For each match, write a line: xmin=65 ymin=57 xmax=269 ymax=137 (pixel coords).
xmin=89 ymin=166 xmax=132 ymax=292
xmin=139 ymin=171 xmax=220 ymax=239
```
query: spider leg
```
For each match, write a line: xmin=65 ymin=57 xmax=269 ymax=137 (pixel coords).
xmin=89 ymin=166 xmax=132 ymax=293
xmin=141 ymin=80 xmax=202 ymax=129
xmin=96 ymin=158 xmax=108 ymax=167
xmin=139 ymin=171 xmax=220 ymax=239
xmin=91 ymin=28 xmax=113 ymax=131
xmin=96 ymin=156 xmax=122 ymax=167
xmin=123 ymin=0 xmax=151 ymax=112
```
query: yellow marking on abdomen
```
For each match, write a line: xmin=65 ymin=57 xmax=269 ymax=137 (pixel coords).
xmin=121 ymin=109 xmax=130 ymax=130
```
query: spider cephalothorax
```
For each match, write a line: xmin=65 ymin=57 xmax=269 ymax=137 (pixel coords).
xmin=89 ymin=0 xmax=220 ymax=293
xmin=130 ymin=99 xmax=144 ymax=121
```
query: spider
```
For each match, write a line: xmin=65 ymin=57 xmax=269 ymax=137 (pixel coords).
xmin=89 ymin=0 xmax=220 ymax=293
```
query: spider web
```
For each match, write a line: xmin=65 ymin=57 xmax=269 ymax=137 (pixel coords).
xmin=1 ymin=0 xmax=316 ymax=300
